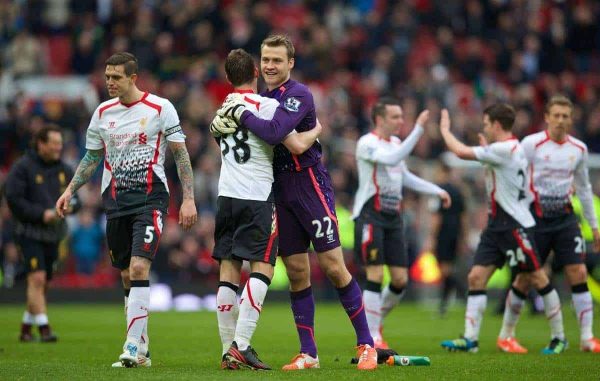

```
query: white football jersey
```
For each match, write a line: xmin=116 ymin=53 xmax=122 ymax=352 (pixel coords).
xmin=218 ymin=92 xmax=279 ymax=201
xmin=353 ymin=131 xmax=443 ymax=218
xmin=521 ymin=130 xmax=598 ymax=228
xmin=85 ymin=92 xmax=185 ymax=217
xmin=473 ymin=138 xmax=535 ymax=228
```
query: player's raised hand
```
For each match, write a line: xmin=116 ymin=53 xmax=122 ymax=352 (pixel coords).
xmin=210 ymin=115 xmax=238 ymax=137
xmin=439 ymin=190 xmax=452 ymax=209
xmin=439 ymin=109 xmax=450 ymax=132
xmin=216 ymin=93 xmax=246 ymax=123
xmin=55 ymin=189 xmax=72 ymax=218
xmin=179 ymin=199 xmax=197 ymax=231
xmin=416 ymin=110 xmax=430 ymax=126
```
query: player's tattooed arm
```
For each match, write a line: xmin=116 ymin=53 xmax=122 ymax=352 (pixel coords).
xmin=56 ymin=148 xmax=104 ymax=218
xmin=169 ymin=141 xmax=195 ymax=201
xmin=69 ymin=149 xmax=104 ymax=193
xmin=169 ymin=141 xmax=197 ymax=230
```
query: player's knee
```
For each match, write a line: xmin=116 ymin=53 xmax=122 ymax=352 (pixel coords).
xmin=28 ymin=271 xmax=46 ymax=289
xmin=529 ymin=270 xmax=549 ymax=289
xmin=566 ymin=265 xmax=588 ymax=285
xmin=467 ymin=270 xmax=485 ymax=289
xmin=512 ymin=274 xmax=530 ymax=293
xmin=129 ymin=261 xmax=149 ymax=280
xmin=390 ymin=275 xmax=408 ymax=289
xmin=286 ymin=263 xmax=308 ymax=283
xmin=323 ymin=264 xmax=350 ymax=285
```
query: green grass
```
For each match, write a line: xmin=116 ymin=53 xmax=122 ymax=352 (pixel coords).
xmin=0 ymin=301 xmax=599 ymax=380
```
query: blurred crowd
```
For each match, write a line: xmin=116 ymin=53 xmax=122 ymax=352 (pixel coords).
xmin=1 ymin=0 xmax=600 ymax=289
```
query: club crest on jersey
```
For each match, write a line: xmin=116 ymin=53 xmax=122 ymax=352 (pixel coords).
xmin=284 ymin=97 xmax=301 ymax=112
xmin=139 ymin=117 xmax=148 ymax=129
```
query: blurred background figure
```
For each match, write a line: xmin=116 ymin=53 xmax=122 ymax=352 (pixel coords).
xmin=428 ymin=161 xmax=466 ymax=316
xmin=4 ymin=124 xmax=78 ymax=342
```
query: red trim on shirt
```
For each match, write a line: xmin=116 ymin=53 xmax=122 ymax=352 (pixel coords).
xmin=567 ymin=137 xmax=585 ymax=153
xmin=120 ymin=92 xmax=148 ymax=108
xmin=146 ymin=132 xmax=162 ymax=194
xmin=510 ymin=144 xmax=518 ymax=153
xmin=141 ymin=97 xmax=162 ymax=115
xmin=307 ymin=167 xmax=338 ymax=226
xmin=535 ymin=132 xmax=551 ymax=148
xmin=98 ymin=100 xmax=119 ymax=118
xmin=102 ymin=142 xmax=116 ymax=199
xmin=372 ymin=163 xmax=381 ymax=211
xmin=529 ymin=164 xmax=542 ymax=217
xmin=235 ymin=89 xmax=255 ymax=94
xmin=243 ymin=96 xmax=260 ymax=111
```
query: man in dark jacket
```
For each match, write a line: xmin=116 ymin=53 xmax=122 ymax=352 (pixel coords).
xmin=4 ymin=124 xmax=75 ymax=342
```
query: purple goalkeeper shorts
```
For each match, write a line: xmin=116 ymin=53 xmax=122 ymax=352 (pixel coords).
xmin=274 ymin=162 xmax=341 ymax=255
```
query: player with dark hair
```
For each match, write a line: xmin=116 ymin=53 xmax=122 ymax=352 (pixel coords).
xmin=56 ymin=52 xmax=197 ymax=367
xmin=212 ymin=35 xmax=378 ymax=370
xmin=497 ymin=95 xmax=600 ymax=354
xmin=353 ymin=97 xmax=450 ymax=347
xmin=5 ymin=124 xmax=76 ymax=343
xmin=214 ymin=49 xmax=322 ymax=370
xmin=438 ymin=104 xmax=565 ymax=354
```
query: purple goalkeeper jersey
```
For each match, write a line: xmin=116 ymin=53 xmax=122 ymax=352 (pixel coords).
xmin=239 ymin=79 xmax=321 ymax=173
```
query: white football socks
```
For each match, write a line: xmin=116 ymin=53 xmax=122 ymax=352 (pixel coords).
xmin=499 ymin=288 xmax=525 ymax=339
xmin=217 ymin=282 xmax=239 ymax=355
xmin=464 ymin=291 xmax=487 ymax=341
xmin=572 ymin=283 xmax=594 ymax=341
xmin=125 ymin=281 xmax=150 ymax=350
xmin=234 ymin=273 xmax=270 ymax=351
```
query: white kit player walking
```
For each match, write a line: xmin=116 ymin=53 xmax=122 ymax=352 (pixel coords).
xmin=497 ymin=95 xmax=600 ymax=354
xmin=56 ymin=52 xmax=198 ymax=367
xmin=353 ymin=97 xmax=450 ymax=348
xmin=210 ymin=49 xmax=321 ymax=370
xmin=437 ymin=104 xmax=565 ymax=354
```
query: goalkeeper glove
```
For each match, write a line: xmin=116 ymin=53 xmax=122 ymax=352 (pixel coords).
xmin=209 ymin=114 xmax=238 ymax=137
xmin=216 ymin=93 xmax=247 ymax=123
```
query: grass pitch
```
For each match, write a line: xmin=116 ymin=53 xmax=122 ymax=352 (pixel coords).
xmin=0 ymin=300 xmax=598 ymax=380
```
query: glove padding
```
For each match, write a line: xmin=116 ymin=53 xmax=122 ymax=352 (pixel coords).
xmin=216 ymin=93 xmax=247 ymax=123
xmin=350 ymin=348 xmax=399 ymax=364
xmin=210 ymin=114 xmax=239 ymax=137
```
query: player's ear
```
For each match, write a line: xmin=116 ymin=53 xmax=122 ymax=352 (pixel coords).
xmin=254 ymin=67 xmax=259 ymax=78
xmin=130 ymin=73 xmax=138 ymax=84
xmin=288 ymin=57 xmax=295 ymax=69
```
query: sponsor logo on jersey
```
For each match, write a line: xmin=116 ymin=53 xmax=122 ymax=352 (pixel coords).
xmin=108 ymin=121 xmax=116 ymax=129
xmin=138 ymin=132 xmax=148 ymax=145
xmin=284 ymin=97 xmax=301 ymax=112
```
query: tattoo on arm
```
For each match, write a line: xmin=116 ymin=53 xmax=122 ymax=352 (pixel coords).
xmin=68 ymin=149 xmax=104 ymax=193
xmin=169 ymin=141 xmax=195 ymax=200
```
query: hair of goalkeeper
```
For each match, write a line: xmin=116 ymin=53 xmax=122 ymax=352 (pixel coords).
xmin=225 ymin=49 xmax=256 ymax=87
